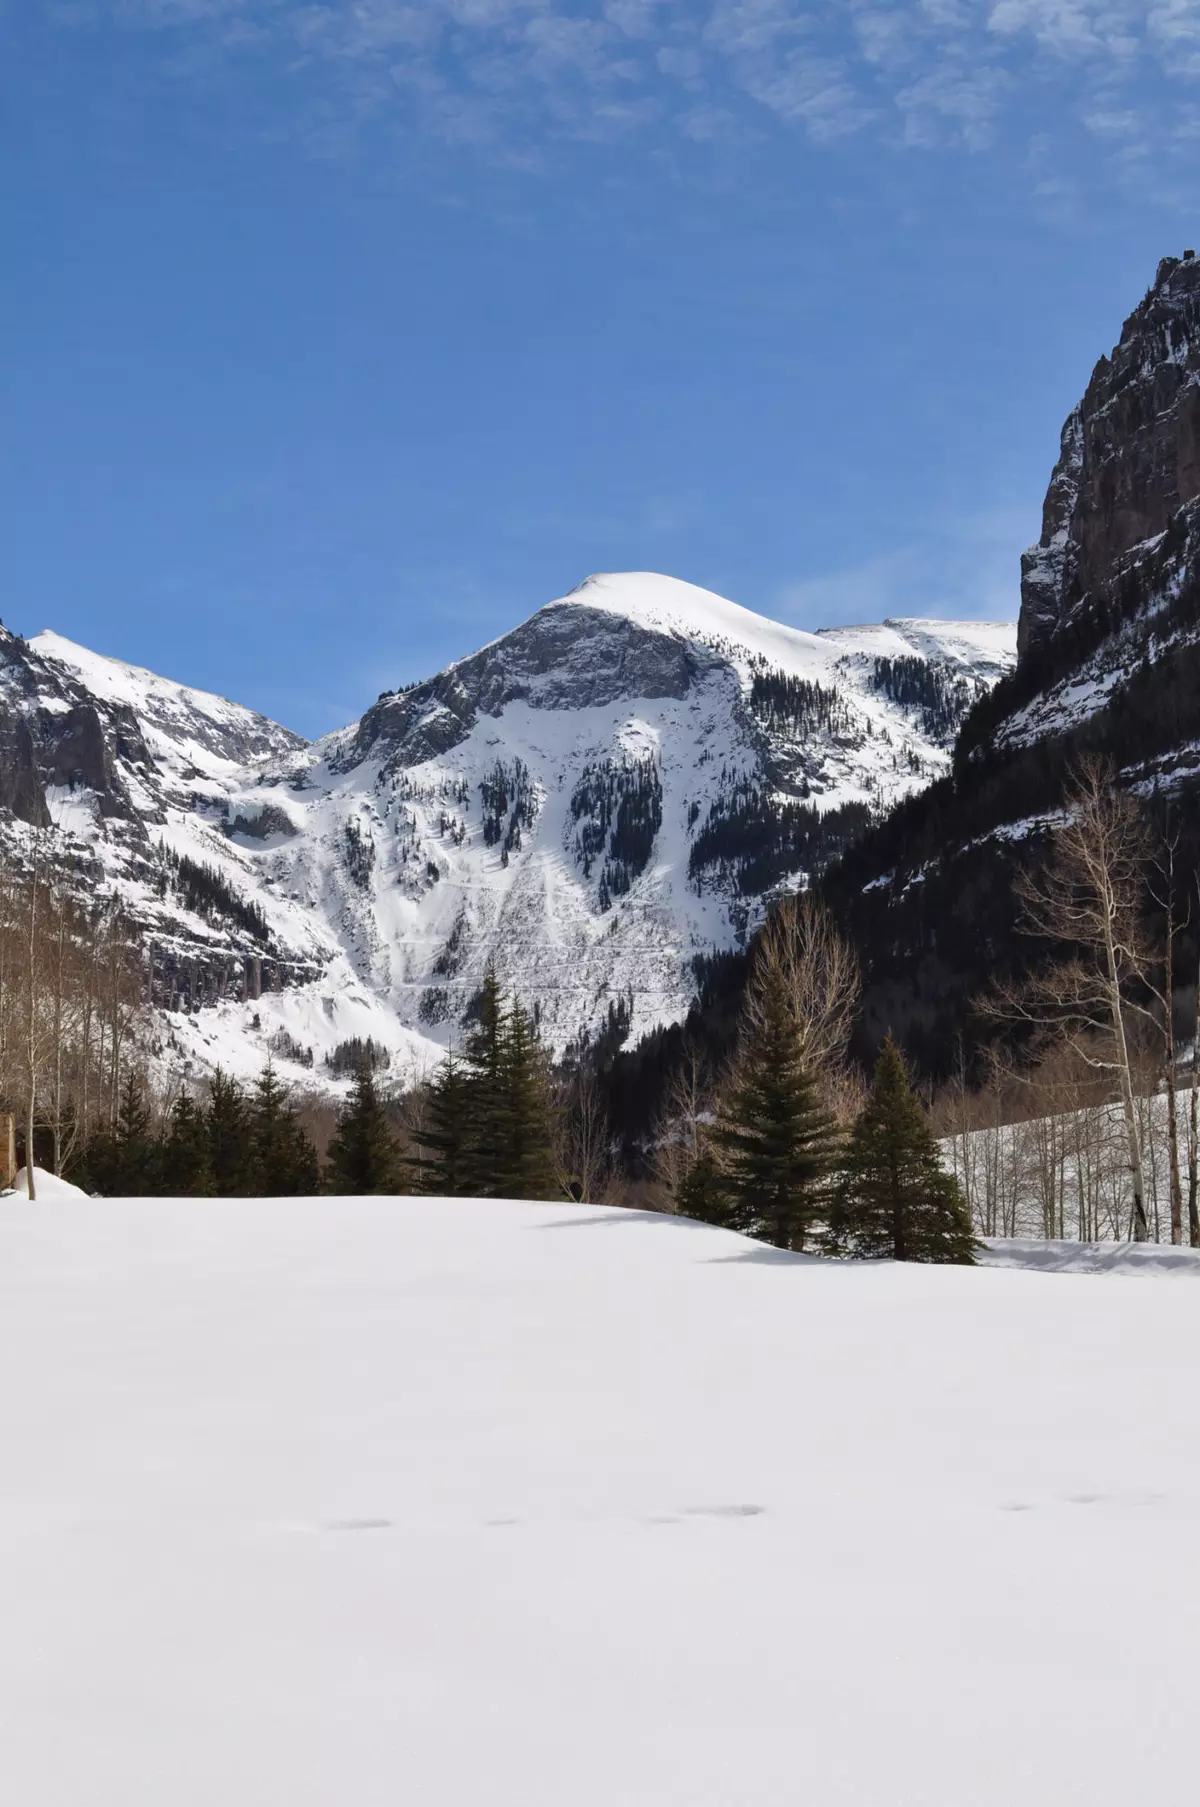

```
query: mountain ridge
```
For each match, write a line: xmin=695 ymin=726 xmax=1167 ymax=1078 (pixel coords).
xmin=0 ymin=576 xmax=1016 ymax=1090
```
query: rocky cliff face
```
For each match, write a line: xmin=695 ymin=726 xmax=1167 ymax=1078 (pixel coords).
xmin=0 ymin=625 xmax=159 ymax=828
xmin=814 ymin=252 xmax=1200 ymax=1076
xmin=1019 ymin=249 xmax=1200 ymax=657
xmin=0 ymin=625 xmax=304 ymax=834
xmin=348 ymin=602 xmax=715 ymax=773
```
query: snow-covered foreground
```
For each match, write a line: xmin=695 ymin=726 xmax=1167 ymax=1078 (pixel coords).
xmin=1 ymin=1197 xmax=1196 ymax=1806
xmin=981 ymin=1235 xmax=1200 ymax=1275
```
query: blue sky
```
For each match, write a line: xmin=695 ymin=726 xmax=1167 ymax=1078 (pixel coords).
xmin=4 ymin=2 xmax=1200 ymax=736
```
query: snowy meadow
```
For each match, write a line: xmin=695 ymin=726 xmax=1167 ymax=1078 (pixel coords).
xmin=1 ymin=1192 xmax=1197 ymax=1806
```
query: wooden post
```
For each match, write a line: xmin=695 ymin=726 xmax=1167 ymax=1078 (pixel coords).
xmin=0 ymin=1112 xmax=16 ymax=1190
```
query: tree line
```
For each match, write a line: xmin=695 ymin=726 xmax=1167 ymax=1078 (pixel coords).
xmin=63 ymin=966 xmax=591 ymax=1205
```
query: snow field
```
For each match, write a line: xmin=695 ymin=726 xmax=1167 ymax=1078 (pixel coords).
xmin=8 ymin=1166 xmax=90 ymax=1201
xmin=0 ymin=1195 xmax=1195 ymax=1805
xmin=980 ymin=1235 xmax=1200 ymax=1275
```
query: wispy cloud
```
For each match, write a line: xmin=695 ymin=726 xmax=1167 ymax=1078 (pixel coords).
xmin=48 ymin=2 xmax=1200 ymax=183
xmin=776 ymin=510 xmax=1030 ymax=628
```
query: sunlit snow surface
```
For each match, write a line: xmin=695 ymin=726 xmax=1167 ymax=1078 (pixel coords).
xmin=0 ymin=1194 xmax=1195 ymax=1806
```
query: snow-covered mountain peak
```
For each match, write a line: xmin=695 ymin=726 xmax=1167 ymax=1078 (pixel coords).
xmin=3 ymin=580 xmax=1017 ymax=1089
xmin=29 ymin=631 xmax=305 ymax=773
xmin=550 ymin=571 xmax=828 ymax=667
xmin=548 ymin=576 xmax=1017 ymax=688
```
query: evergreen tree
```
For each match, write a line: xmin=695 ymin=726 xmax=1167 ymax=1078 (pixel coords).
xmin=495 ymin=998 xmax=557 ymax=1200
xmin=206 ymin=1068 xmax=251 ymax=1197
xmin=709 ymin=986 xmax=837 ymax=1250
xmin=459 ymin=965 xmax=509 ymax=1194
xmin=426 ymin=972 xmax=558 ymax=1201
xmin=674 ymin=1147 xmax=729 ymax=1226
xmin=326 ymin=1063 xmax=402 ymax=1194
xmin=831 ymin=1035 xmax=977 ymax=1264
xmin=160 ymin=1092 xmax=214 ymax=1196
xmin=416 ymin=1047 xmax=473 ymax=1196
xmin=92 ymin=1073 xmax=160 ymax=1196
xmin=247 ymin=1062 xmax=320 ymax=1197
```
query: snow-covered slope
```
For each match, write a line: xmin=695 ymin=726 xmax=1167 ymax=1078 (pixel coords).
xmin=1 ymin=1192 xmax=1195 ymax=1807
xmin=29 ymin=631 xmax=299 ymax=771
xmin=0 ymin=577 xmax=1015 ymax=1082
xmin=0 ymin=622 xmax=332 ymax=1024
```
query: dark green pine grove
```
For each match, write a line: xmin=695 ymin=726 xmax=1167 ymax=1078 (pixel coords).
xmin=80 ymin=1064 xmax=322 ymax=1199
xmin=830 ymin=1035 xmax=977 ymax=1265
xmin=417 ymin=967 xmax=558 ymax=1201
xmin=670 ymin=946 xmax=976 ymax=1264
xmin=67 ymin=968 xmax=973 ymax=1259
xmin=74 ymin=975 xmax=560 ymax=1203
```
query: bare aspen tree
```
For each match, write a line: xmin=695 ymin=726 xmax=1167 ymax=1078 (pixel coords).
xmin=1186 ymin=883 xmax=1200 ymax=1250
xmin=1145 ymin=825 xmax=1186 ymax=1243
xmin=934 ymin=1041 xmax=983 ymax=1224
xmin=557 ymin=1061 xmax=614 ymax=1204
xmin=0 ymin=860 xmax=14 ymax=1108
xmin=651 ymin=1038 xmax=711 ymax=1199
xmin=0 ymin=835 xmax=146 ymax=1187
xmin=993 ymin=758 xmax=1154 ymax=1241
xmin=46 ymin=875 xmax=76 ymax=1176
xmin=744 ymin=892 xmax=861 ymax=1116
xmin=19 ymin=835 xmax=49 ymax=1199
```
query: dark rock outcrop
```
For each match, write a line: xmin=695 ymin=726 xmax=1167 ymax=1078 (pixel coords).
xmin=0 ymin=712 xmax=50 ymax=827
xmin=347 ymin=603 xmax=720 ymax=771
xmin=0 ymin=625 xmax=50 ymax=825
xmin=39 ymin=701 xmax=155 ymax=822
xmin=227 ymin=803 xmax=298 ymax=841
xmin=1020 ymin=250 xmax=1200 ymax=657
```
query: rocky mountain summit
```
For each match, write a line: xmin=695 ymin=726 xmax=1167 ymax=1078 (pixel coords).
xmin=0 ymin=577 xmax=1014 ymax=1087
xmin=1020 ymin=248 xmax=1200 ymax=657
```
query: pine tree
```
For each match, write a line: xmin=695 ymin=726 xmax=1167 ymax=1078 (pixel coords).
xmin=160 ymin=1093 xmax=215 ymax=1196
xmin=495 ymin=998 xmax=557 ymax=1200
xmin=103 ymin=1072 xmax=159 ymax=1196
xmin=205 ymin=1068 xmax=251 ymax=1197
xmin=709 ymin=985 xmax=837 ymax=1250
xmin=459 ymin=965 xmax=509 ymax=1194
xmin=326 ymin=1063 xmax=402 ymax=1195
xmin=417 ymin=1047 xmax=473 ymax=1196
xmin=433 ymin=971 xmax=559 ymax=1201
xmin=247 ymin=1062 xmax=320 ymax=1197
xmin=674 ymin=1147 xmax=729 ymax=1225
xmin=831 ymin=1035 xmax=977 ymax=1264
